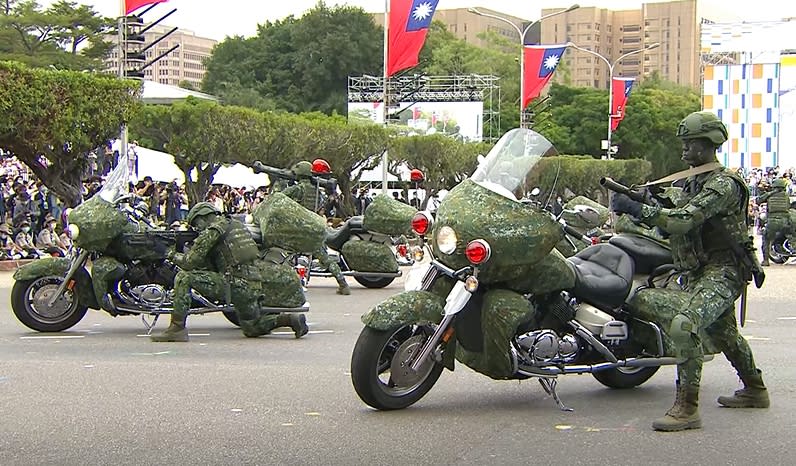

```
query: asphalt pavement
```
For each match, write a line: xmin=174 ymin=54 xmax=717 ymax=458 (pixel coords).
xmin=0 ymin=264 xmax=793 ymax=466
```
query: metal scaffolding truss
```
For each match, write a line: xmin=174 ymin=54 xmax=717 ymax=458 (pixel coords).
xmin=348 ymin=74 xmax=502 ymax=141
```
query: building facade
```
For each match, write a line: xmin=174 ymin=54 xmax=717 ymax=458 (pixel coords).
xmin=105 ymin=24 xmax=217 ymax=89
xmin=373 ymin=7 xmax=539 ymax=51
xmin=540 ymin=0 xmax=701 ymax=89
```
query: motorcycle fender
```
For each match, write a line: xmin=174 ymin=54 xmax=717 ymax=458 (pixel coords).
xmin=361 ymin=290 xmax=445 ymax=330
xmin=13 ymin=257 xmax=72 ymax=281
xmin=13 ymin=257 xmax=98 ymax=309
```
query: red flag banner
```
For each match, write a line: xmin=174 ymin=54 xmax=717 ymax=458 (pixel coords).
xmin=125 ymin=0 xmax=169 ymax=15
xmin=387 ymin=0 xmax=439 ymax=77
xmin=522 ymin=44 xmax=568 ymax=109
xmin=610 ymin=77 xmax=635 ymax=131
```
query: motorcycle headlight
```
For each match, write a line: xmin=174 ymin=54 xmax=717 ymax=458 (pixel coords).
xmin=436 ymin=226 xmax=458 ymax=255
xmin=67 ymin=224 xmax=80 ymax=240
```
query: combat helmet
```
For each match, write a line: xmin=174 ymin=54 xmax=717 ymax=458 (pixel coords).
xmin=676 ymin=111 xmax=728 ymax=145
xmin=186 ymin=202 xmax=221 ymax=226
xmin=291 ymin=161 xmax=313 ymax=177
xmin=772 ymin=178 xmax=789 ymax=190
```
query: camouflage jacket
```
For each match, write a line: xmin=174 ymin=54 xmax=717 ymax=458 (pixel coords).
xmin=758 ymin=189 xmax=790 ymax=215
xmin=639 ymin=167 xmax=750 ymax=271
xmin=172 ymin=217 xmax=259 ymax=274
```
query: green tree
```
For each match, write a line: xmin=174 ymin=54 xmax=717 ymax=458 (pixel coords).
xmin=0 ymin=0 xmax=114 ymax=70
xmin=203 ymin=1 xmax=382 ymax=115
xmin=0 ymin=61 xmax=141 ymax=206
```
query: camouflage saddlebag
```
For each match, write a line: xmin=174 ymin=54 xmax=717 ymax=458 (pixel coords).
xmin=235 ymin=259 xmax=306 ymax=308
xmin=253 ymin=193 xmax=326 ymax=253
xmin=341 ymin=240 xmax=398 ymax=273
xmin=363 ymin=194 xmax=417 ymax=236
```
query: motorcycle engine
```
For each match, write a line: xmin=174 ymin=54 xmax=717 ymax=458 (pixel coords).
xmin=118 ymin=262 xmax=177 ymax=309
xmin=516 ymin=330 xmax=579 ymax=365
xmin=126 ymin=284 xmax=169 ymax=309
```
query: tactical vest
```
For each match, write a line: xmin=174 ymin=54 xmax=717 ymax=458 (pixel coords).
xmin=208 ymin=219 xmax=260 ymax=271
xmin=669 ymin=169 xmax=751 ymax=271
xmin=766 ymin=189 xmax=790 ymax=214
xmin=292 ymin=181 xmax=319 ymax=212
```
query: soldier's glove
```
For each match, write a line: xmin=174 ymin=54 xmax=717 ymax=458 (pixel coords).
xmin=610 ymin=193 xmax=643 ymax=218
xmin=166 ymin=247 xmax=177 ymax=262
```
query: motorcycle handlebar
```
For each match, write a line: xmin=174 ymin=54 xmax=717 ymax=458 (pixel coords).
xmin=599 ymin=177 xmax=649 ymax=204
xmin=252 ymin=161 xmax=338 ymax=193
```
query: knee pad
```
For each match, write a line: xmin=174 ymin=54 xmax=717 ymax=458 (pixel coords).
xmin=669 ymin=313 xmax=697 ymax=345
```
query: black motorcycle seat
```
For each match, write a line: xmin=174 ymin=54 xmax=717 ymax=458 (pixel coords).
xmin=325 ymin=216 xmax=366 ymax=251
xmin=608 ymin=234 xmax=672 ymax=275
xmin=568 ymin=243 xmax=634 ymax=310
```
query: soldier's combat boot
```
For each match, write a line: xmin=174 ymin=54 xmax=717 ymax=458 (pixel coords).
xmin=276 ymin=313 xmax=309 ymax=338
xmin=335 ymin=275 xmax=351 ymax=295
xmin=717 ymin=370 xmax=770 ymax=408
xmin=761 ymin=246 xmax=770 ymax=266
xmin=150 ymin=317 xmax=188 ymax=342
xmin=652 ymin=380 xmax=702 ymax=432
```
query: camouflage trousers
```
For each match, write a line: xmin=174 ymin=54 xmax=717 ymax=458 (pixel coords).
xmin=669 ymin=264 xmax=758 ymax=388
xmin=171 ymin=269 xmax=280 ymax=333
xmin=316 ymin=246 xmax=347 ymax=287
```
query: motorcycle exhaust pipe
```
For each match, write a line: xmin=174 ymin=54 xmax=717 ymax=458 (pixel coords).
xmin=518 ymin=354 xmax=717 ymax=377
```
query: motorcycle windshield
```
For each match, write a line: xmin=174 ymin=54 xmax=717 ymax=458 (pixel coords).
xmin=98 ymin=153 xmax=130 ymax=203
xmin=470 ymin=128 xmax=557 ymax=203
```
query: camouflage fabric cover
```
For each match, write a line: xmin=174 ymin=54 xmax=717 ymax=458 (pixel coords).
xmin=508 ymin=248 xmax=576 ymax=295
xmin=455 ymin=289 xmax=535 ymax=379
xmin=433 ymin=180 xmax=563 ymax=284
xmin=91 ymin=256 xmax=126 ymax=309
xmin=252 ymin=192 xmax=326 ymax=253
xmin=614 ymin=214 xmax=669 ymax=244
xmin=240 ymin=259 xmax=306 ymax=308
xmin=361 ymin=290 xmax=446 ymax=330
xmin=363 ymin=194 xmax=417 ymax=236
xmin=562 ymin=196 xmax=609 ymax=229
xmin=341 ymin=241 xmax=399 ymax=274
xmin=555 ymin=237 xmax=586 ymax=258
xmin=68 ymin=196 xmax=131 ymax=252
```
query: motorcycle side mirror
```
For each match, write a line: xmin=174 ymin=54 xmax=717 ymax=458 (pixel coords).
xmin=574 ymin=205 xmax=601 ymax=226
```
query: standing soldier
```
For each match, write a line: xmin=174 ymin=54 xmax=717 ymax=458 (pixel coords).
xmin=757 ymin=177 xmax=792 ymax=266
xmin=610 ymin=111 xmax=769 ymax=431
xmin=151 ymin=202 xmax=308 ymax=342
xmin=283 ymin=161 xmax=351 ymax=295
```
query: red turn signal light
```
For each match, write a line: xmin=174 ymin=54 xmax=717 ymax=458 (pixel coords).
xmin=412 ymin=212 xmax=433 ymax=236
xmin=465 ymin=239 xmax=491 ymax=265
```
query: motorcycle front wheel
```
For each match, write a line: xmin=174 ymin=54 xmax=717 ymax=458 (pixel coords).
xmin=11 ymin=276 xmax=88 ymax=332
xmin=351 ymin=324 xmax=443 ymax=410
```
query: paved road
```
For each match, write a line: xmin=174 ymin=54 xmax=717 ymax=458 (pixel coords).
xmin=0 ymin=265 xmax=793 ymax=465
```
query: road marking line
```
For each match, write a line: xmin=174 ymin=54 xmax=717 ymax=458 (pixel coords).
xmin=136 ymin=333 xmax=210 ymax=337
xmin=20 ymin=335 xmax=85 ymax=340
xmin=776 ymin=317 xmax=796 ymax=320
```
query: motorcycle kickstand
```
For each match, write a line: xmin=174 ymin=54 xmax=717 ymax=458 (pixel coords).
xmin=141 ymin=314 xmax=160 ymax=335
xmin=538 ymin=377 xmax=573 ymax=412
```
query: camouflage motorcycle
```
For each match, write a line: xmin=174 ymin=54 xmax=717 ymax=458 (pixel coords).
xmin=350 ymin=128 xmax=719 ymax=411
xmin=253 ymin=162 xmax=418 ymax=289
xmin=11 ymin=158 xmax=311 ymax=333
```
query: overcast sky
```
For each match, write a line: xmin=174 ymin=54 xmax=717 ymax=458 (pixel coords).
xmin=37 ymin=0 xmax=796 ymax=41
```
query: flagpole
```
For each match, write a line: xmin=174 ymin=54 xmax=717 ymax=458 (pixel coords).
xmin=118 ymin=0 xmax=129 ymax=164
xmin=381 ymin=0 xmax=389 ymax=196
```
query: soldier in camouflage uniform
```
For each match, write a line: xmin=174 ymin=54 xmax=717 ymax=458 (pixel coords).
xmin=151 ymin=202 xmax=308 ymax=342
xmin=611 ymin=111 xmax=769 ymax=431
xmin=757 ymin=177 xmax=792 ymax=266
xmin=283 ymin=161 xmax=351 ymax=295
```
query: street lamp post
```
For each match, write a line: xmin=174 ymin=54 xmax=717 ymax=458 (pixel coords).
xmin=567 ymin=41 xmax=660 ymax=158
xmin=470 ymin=5 xmax=579 ymax=128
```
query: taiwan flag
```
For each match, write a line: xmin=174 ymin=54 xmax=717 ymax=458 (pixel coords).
xmin=125 ymin=0 xmax=169 ymax=15
xmin=522 ymin=44 xmax=568 ymax=109
xmin=387 ymin=0 xmax=439 ymax=77
xmin=610 ymin=77 xmax=635 ymax=131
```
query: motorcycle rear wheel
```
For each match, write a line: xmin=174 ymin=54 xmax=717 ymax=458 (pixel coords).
xmin=592 ymin=366 xmax=659 ymax=389
xmin=351 ymin=324 xmax=443 ymax=410
xmin=354 ymin=275 xmax=395 ymax=289
xmin=222 ymin=311 xmax=240 ymax=327
xmin=11 ymin=277 xmax=88 ymax=332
